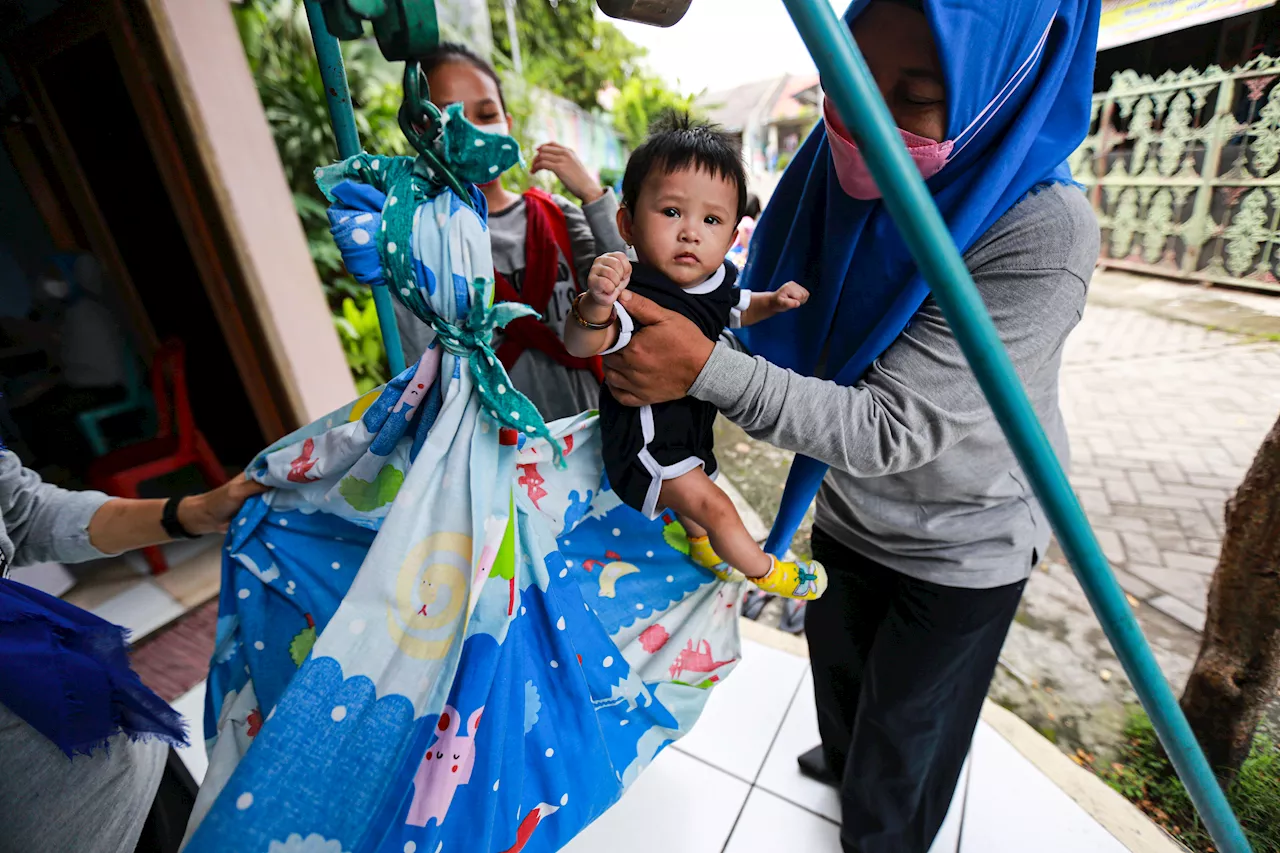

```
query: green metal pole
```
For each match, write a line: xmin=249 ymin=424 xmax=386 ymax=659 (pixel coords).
xmin=303 ymin=0 xmax=408 ymax=376
xmin=778 ymin=1 xmax=1252 ymax=851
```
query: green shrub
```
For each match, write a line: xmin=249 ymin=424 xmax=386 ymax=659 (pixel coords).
xmin=1100 ymin=712 xmax=1280 ymax=852
xmin=333 ymin=296 xmax=388 ymax=394
xmin=234 ymin=0 xmax=404 ymax=385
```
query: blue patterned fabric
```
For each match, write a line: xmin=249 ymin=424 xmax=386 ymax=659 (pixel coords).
xmin=184 ymin=173 xmax=743 ymax=853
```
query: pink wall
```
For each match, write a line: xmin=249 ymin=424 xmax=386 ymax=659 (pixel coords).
xmin=143 ymin=0 xmax=357 ymax=425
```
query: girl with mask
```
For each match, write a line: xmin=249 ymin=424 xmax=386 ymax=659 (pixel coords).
xmin=601 ymin=1 xmax=1102 ymax=850
xmin=395 ymin=43 xmax=627 ymax=422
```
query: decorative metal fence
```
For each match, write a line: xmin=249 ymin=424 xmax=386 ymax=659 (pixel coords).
xmin=1070 ymin=53 xmax=1280 ymax=292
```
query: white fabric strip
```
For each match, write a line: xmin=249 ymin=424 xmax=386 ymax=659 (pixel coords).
xmin=948 ymin=18 xmax=1055 ymax=161
xmin=599 ymin=301 xmax=634 ymax=356
xmin=682 ymin=263 xmax=727 ymax=296
xmin=729 ymin=289 xmax=753 ymax=329
xmin=637 ymin=404 xmax=706 ymax=519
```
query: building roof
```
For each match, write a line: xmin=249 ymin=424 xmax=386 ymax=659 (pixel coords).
xmin=696 ymin=76 xmax=787 ymax=133
xmin=770 ymin=73 xmax=821 ymax=122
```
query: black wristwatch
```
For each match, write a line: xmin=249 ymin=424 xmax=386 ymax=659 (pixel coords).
xmin=162 ymin=495 xmax=200 ymax=540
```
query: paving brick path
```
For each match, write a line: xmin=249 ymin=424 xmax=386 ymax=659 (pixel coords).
xmin=1058 ymin=305 xmax=1280 ymax=630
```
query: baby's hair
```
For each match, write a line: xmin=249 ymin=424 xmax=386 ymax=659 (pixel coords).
xmin=418 ymin=41 xmax=507 ymax=113
xmin=622 ymin=111 xmax=749 ymax=222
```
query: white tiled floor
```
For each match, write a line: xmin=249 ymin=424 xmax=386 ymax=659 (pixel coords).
xmin=561 ymin=748 xmax=750 ymax=853
xmin=15 ymin=539 xmax=219 ymax=646
xmin=171 ymin=682 xmax=209 ymax=786
xmin=93 ymin=579 xmax=187 ymax=641
xmin=673 ymin=638 xmax=809 ymax=782
xmin=7 ymin=561 xmax=77 ymax=597
xmin=723 ymin=789 xmax=843 ymax=853
xmin=757 ymin=670 xmax=841 ymax=821
xmin=170 ymin=638 xmax=1133 ymax=853
xmin=557 ymin=638 xmax=1129 ymax=853
xmin=960 ymin=723 xmax=1130 ymax=853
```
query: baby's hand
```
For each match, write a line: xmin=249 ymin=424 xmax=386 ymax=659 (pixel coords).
xmin=588 ymin=251 xmax=632 ymax=308
xmin=770 ymin=281 xmax=810 ymax=313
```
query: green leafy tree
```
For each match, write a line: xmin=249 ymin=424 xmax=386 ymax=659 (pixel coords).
xmin=234 ymin=0 xmax=409 ymax=199
xmin=612 ymin=72 xmax=699 ymax=150
xmin=487 ymin=0 xmax=644 ymax=111
xmin=333 ymin=296 xmax=389 ymax=394
xmin=233 ymin=0 xmax=406 ymax=382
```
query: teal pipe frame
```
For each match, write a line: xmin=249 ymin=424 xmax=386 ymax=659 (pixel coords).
xmin=778 ymin=1 xmax=1252 ymax=851
xmin=303 ymin=0 xmax=408 ymax=377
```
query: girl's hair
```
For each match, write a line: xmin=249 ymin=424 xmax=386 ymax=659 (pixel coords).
xmin=417 ymin=42 xmax=507 ymax=112
xmin=744 ymin=194 xmax=762 ymax=220
xmin=622 ymin=111 xmax=749 ymax=223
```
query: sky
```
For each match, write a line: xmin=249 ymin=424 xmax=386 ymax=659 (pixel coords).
xmin=602 ymin=0 xmax=848 ymax=96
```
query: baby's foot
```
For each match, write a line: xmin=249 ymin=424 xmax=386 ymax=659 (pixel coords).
xmin=751 ymin=556 xmax=828 ymax=601
xmin=687 ymin=536 xmax=747 ymax=583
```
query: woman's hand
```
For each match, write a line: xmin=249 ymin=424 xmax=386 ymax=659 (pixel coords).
xmin=89 ymin=474 xmax=269 ymax=555
xmin=530 ymin=143 xmax=604 ymax=203
xmin=604 ymin=291 xmax=715 ymax=407
xmin=178 ymin=474 xmax=270 ymax=536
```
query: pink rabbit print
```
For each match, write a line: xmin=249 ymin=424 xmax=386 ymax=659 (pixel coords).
xmin=406 ymin=704 xmax=484 ymax=827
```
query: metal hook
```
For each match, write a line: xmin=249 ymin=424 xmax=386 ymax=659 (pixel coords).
xmin=397 ymin=60 xmax=475 ymax=209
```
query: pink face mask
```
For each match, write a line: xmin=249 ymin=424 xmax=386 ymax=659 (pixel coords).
xmin=822 ymin=18 xmax=1056 ymax=201
xmin=823 ymin=97 xmax=952 ymax=200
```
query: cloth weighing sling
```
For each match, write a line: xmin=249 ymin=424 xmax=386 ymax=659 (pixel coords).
xmin=184 ymin=111 xmax=744 ymax=852
xmin=493 ymin=187 xmax=605 ymax=384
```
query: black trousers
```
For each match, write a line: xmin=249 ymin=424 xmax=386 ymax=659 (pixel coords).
xmin=806 ymin=527 xmax=1028 ymax=853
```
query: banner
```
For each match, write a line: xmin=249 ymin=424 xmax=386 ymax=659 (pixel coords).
xmin=1099 ymin=0 xmax=1275 ymax=50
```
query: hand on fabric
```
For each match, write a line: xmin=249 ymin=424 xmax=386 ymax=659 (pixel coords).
xmin=179 ymin=475 xmax=270 ymax=536
xmin=88 ymin=475 xmax=268 ymax=556
xmin=531 ymin=143 xmax=604 ymax=203
xmin=604 ymin=290 xmax=714 ymax=407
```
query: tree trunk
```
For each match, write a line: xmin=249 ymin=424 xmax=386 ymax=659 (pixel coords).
xmin=1180 ymin=411 xmax=1280 ymax=784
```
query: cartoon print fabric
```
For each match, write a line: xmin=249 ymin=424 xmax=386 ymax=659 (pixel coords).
xmin=182 ymin=158 xmax=743 ymax=853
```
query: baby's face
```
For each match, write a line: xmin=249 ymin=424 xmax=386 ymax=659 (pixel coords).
xmin=622 ymin=167 xmax=740 ymax=288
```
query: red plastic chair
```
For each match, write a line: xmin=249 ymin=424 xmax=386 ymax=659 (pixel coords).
xmin=88 ymin=339 xmax=228 ymax=575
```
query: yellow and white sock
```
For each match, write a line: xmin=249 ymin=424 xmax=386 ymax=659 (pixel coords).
xmin=687 ymin=536 xmax=746 ymax=583
xmin=750 ymin=556 xmax=828 ymax=601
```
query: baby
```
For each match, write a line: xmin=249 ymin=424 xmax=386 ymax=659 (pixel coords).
xmin=564 ymin=114 xmax=827 ymax=601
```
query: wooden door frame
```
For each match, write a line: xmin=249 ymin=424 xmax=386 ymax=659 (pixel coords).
xmin=0 ymin=116 xmax=86 ymax=253
xmin=3 ymin=0 xmax=288 ymax=441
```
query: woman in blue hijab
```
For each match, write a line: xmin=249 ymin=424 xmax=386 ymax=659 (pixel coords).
xmin=604 ymin=1 xmax=1101 ymax=850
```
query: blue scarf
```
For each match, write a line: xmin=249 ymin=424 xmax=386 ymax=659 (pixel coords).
xmin=0 ymin=578 xmax=187 ymax=757
xmin=738 ymin=0 xmax=1101 ymax=553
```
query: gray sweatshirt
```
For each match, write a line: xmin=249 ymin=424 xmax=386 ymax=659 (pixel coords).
xmin=0 ymin=450 xmax=110 ymax=576
xmin=396 ymin=189 xmax=626 ymax=422
xmin=689 ymin=183 xmax=1100 ymax=589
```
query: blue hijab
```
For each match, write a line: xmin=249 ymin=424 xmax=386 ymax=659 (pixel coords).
xmin=738 ymin=0 xmax=1100 ymax=553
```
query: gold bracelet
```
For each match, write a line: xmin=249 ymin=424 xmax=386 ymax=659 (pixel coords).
xmin=570 ymin=291 xmax=616 ymax=330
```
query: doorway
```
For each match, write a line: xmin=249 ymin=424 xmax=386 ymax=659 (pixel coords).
xmin=3 ymin=0 xmax=292 ymax=473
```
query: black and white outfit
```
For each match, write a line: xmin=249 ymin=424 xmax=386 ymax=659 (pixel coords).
xmin=599 ymin=261 xmax=752 ymax=519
